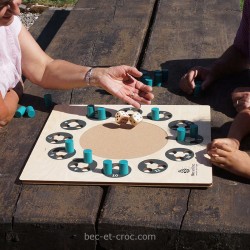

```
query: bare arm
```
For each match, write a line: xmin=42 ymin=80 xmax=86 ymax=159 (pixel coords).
xmin=19 ymin=25 xmax=153 ymax=108
xmin=19 ymin=25 xmax=90 ymax=89
xmin=203 ymin=45 xmax=250 ymax=88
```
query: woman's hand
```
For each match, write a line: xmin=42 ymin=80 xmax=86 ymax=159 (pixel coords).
xmin=92 ymin=65 xmax=154 ymax=108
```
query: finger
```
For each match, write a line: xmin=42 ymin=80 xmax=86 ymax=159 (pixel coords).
xmin=187 ymin=69 xmax=197 ymax=83
xmin=206 ymin=142 xmax=214 ymax=151
xmin=179 ymin=74 xmax=195 ymax=94
xmin=126 ymin=87 xmax=153 ymax=104
xmin=210 ymin=154 xmax=233 ymax=169
xmin=139 ymin=91 xmax=154 ymax=101
xmin=122 ymin=79 xmax=153 ymax=102
xmin=207 ymin=139 xmax=222 ymax=149
xmin=232 ymin=95 xmax=250 ymax=106
xmin=132 ymin=92 xmax=152 ymax=105
xmin=232 ymin=92 xmax=245 ymax=101
xmin=124 ymin=66 xmax=143 ymax=78
xmin=210 ymin=154 xmax=229 ymax=164
xmin=186 ymin=71 xmax=196 ymax=93
xmin=208 ymin=147 xmax=230 ymax=158
xmin=124 ymin=95 xmax=141 ymax=109
xmin=134 ymin=80 xmax=153 ymax=93
xmin=210 ymin=160 xmax=226 ymax=169
xmin=116 ymin=89 xmax=141 ymax=109
xmin=235 ymin=102 xmax=249 ymax=112
xmin=232 ymin=87 xmax=250 ymax=96
xmin=212 ymin=142 xmax=234 ymax=152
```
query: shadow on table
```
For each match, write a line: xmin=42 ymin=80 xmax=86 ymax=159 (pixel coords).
xmin=213 ymin=166 xmax=250 ymax=184
xmin=141 ymin=59 xmax=250 ymax=119
xmin=31 ymin=9 xmax=70 ymax=51
xmin=19 ymin=93 xmax=55 ymax=113
xmin=160 ymin=59 xmax=250 ymax=117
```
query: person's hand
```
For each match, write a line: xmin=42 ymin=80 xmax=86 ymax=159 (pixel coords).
xmin=0 ymin=89 xmax=19 ymax=128
xmin=179 ymin=66 xmax=212 ymax=94
xmin=207 ymin=141 xmax=250 ymax=178
xmin=207 ymin=138 xmax=240 ymax=153
xmin=92 ymin=66 xmax=154 ymax=108
xmin=232 ymin=87 xmax=250 ymax=112
xmin=0 ymin=92 xmax=11 ymax=128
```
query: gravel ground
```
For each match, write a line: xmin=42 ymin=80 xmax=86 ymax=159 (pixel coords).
xmin=19 ymin=4 xmax=73 ymax=30
xmin=18 ymin=3 xmax=43 ymax=29
xmin=19 ymin=12 xmax=40 ymax=29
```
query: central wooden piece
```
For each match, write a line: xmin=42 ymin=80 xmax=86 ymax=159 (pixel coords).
xmin=79 ymin=121 xmax=168 ymax=159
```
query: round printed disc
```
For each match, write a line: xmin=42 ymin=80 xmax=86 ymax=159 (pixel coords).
xmin=68 ymin=158 xmax=97 ymax=173
xmin=60 ymin=119 xmax=86 ymax=130
xmin=46 ymin=132 xmax=73 ymax=144
xmin=168 ymin=120 xmax=194 ymax=131
xmin=138 ymin=159 xmax=168 ymax=174
xmin=48 ymin=147 xmax=76 ymax=160
xmin=165 ymin=148 xmax=194 ymax=161
xmin=147 ymin=111 xmax=172 ymax=121
xmin=176 ymin=134 xmax=204 ymax=145
xmin=102 ymin=163 xmax=132 ymax=178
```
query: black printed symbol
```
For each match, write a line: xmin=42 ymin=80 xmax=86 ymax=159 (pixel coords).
xmin=178 ymin=168 xmax=190 ymax=174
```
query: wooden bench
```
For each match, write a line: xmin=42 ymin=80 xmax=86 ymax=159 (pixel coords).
xmin=1 ymin=0 xmax=249 ymax=249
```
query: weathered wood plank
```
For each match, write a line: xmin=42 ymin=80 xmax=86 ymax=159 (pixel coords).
xmin=0 ymin=177 xmax=21 ymax=232
xmin=178 ymin=176 xmax=250 ymax=250
xmin=143 ymin=0 xmax=240 ymax=68
xmin=13 ymin=185 xmax=103 ymax=250
xmin=45 ymin=0 xmax=155 ymax=66
xmin=23 ymin=9 xmax=73 ymax=106
xmin=98 ymin=186 xmax=190 ymax=250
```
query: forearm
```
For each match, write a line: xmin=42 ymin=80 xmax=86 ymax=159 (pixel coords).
xmin=40 ymin=60 xmax=95 ymax=89
xmin=209 ymin=45 xmax=250 ymax=82
xmin=228 ymin=109 xmax=250 ymax=142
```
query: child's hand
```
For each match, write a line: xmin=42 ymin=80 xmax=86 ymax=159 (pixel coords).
xmin=179 ymin=66 xmax=212 ymax=94
xmin=0 ymin=90 xmax=19 ymax=128
xmin=207 ymin=141 xmax=250 ymax=179
xmin=0 ymin=93 xmax=10 ymax=128
xmin=232 ymin=87 xmax=250 ymax=112
xmin=207 ymin=138 xmax=240 ymax=153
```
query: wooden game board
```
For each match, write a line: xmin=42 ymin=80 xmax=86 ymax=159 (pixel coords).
xmin=20 ymin=104 xmax=212 ymax=187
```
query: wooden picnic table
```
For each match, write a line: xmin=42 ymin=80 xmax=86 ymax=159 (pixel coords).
xmin=1 ymin=0 xmax=250 ymax=249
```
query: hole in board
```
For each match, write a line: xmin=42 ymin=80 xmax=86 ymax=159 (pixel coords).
xmin=143 ymin=168 xmax=153 ymax=172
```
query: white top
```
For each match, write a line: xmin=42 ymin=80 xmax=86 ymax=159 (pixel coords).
xmin=0 ymin=16 xmax=22 ymax=97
